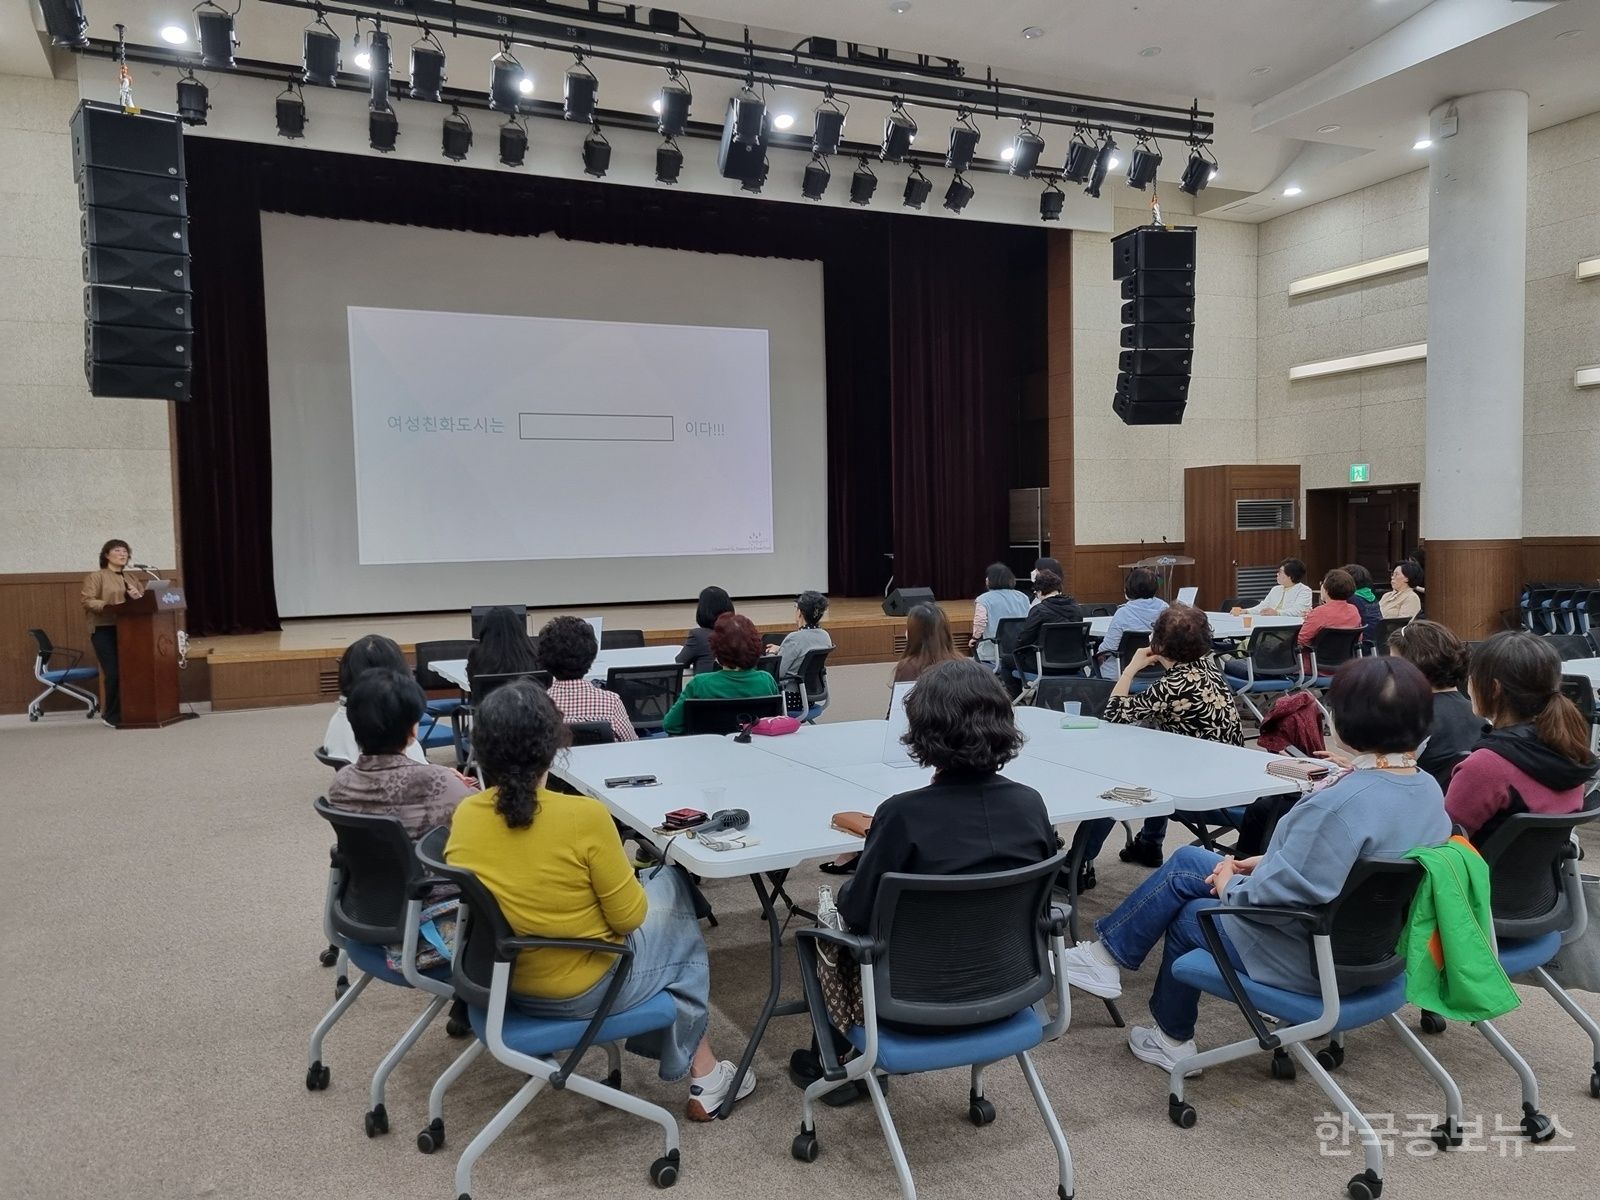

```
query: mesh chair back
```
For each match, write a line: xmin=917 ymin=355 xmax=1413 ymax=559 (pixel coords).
xmin=1083 ymin=603 xmax=1118 ymax=618
xmin=1248 ymin=625 xmax=1302 ymax=676
xmin=27 ymin=628 xmax=53 ymax=659
xmin=993 ymin=617 xmax=1027 ymax=660
xmin=1311 ymin=627 xmax=1363 ymax=674
xmin=415 ymin=639 xmax=477 ymax=690
xmin=681 ymin=694 xmax=785 ymax=735
xmin=1374 ymin=617 xmax=1412 ymax=655
xmin=568 ymin=720 xmax=616 ymax=746
xmin=1559 ymin=674 xmax=1596 ymax=722
xmin=1034 ymin=676 xmax=1115 ymax=716
xmin=793 ymin=646 xmax=833 ymax=701
xmin=1474 ymin=792 xmax=1599 ymax=937
xmin=756 ymin=654 xmax=781 ymax=680
xmin=416 ymin=839 xmax=515 ymax=1012
xmin=472 ymin=670 xmax=551 ymax=701
xmin=601 ymin=629 xmax=645 ymax=650
xmin=606 ymin=664 xmax=686 ymax=732
xmin=314 ymin=796 xmax=422 ymax=945
xmin=1318 ymin=858 xmax=1423 ymax=991
xmin=1117 ymin=630 xmax=1165 ymax=681
xmin=867 ymin=853 xmax=1066 ymax=1027
xmin=1038 ymin=621 xmax=1093 ymax=674
xmin=1543 ymin=634 xmax=1593 ymax=662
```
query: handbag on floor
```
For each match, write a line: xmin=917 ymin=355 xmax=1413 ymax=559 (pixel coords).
xmin=814 ymin=885 xmax=864 ymax=1030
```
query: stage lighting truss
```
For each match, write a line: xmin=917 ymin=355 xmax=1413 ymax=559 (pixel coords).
xmin=1009 ymin=119 xmax=1046 ymax=177
xmin=582 ymin=121 xmax=612 ymax=177
xmin=1178 ymin=144 xmax=1218 ymax=195
xmin=801 ymin=153 xmax=831 ymax=200
xmin=902 ymin=163 xmax=932 ymax=209
xmin=657 ymin=66 xmax=692 ymax=138
xmin=301 ymin=10 xmax=341 ymax=87
xmin=943 ymin=172 xmax=974 ymax=213
xmin=945 ymin=109 xmax=980 ymax=172
xmin=175 ymin=70 xmax=209 ymax=126
xmin=812 ymin=92 xmax=848 ymax=155
xmin=656 ymin=137 xmax=684 ymax=183
xmin=489 ymin=40 xmax=528 ymax=113
xmin=849 ymin=156 xmax=878 ymax=205
xmin=499 ymin=117 xmax=529 ymax=167
xmin=1126 ymin=133 xmax=1162 ymax=190
xmin=408 ymin=27 xmax=446 ymax=102
xmin=194 ymin=1 xmax=237 ymax=70
xmin=1039 ymin=177 xmax=1066 ymax=221
xmin=442 ymin=104 xmax=473 ymax=161
xmin=275 ymin=83 xmax=307 ymax=139
xmin=881 ymin=98 xmax=916 ymax=163
xmin=564 ymin=52 xmax=600 ymax=123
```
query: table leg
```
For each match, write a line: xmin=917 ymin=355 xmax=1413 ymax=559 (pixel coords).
xmin=718 ymin=870 xmax=805 ymax=1120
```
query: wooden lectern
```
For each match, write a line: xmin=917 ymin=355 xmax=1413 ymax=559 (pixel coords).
xmin=113 ymin=581 xmax=186 ymax=729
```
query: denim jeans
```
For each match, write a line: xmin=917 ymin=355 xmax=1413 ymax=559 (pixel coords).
xmin=1071 ymin=815 xmax=1170 ymax=864
xmin=1094 ymin=845 xmax=1244 ymax=1042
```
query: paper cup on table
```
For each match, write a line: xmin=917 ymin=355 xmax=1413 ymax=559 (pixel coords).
xmin=702 ymin=785 xmax=726 ymax=810
xmin=1242 ymin=615 xmax=1254 ymax=630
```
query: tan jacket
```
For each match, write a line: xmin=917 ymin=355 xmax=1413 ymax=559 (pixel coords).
xmin=81 ymin=568 xmax=135 ymax=629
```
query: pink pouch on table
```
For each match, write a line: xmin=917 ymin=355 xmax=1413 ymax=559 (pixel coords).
xmin=746 ymin=716 xmax=802 ymax=736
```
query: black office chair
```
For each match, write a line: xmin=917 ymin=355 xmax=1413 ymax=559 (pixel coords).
xmin=1116 ymin=630 xmax=1165 ymax=693
xmin=1015 ymin=621 xmax=1094 ymax=681
xmin=567 ymin=720 xmax=616 ymax=746
xmin=1032 ymin=676 xmax=1115 ymax=716
xmin=605 ymin=664 xmax=687 ymax=737
xmin=313 ymin=748 xmax=352 ymax=974
xmin=783 ymin=646 xmax=834 ymax=722
xmin=992 ymin=616 xmax=1028 ymax=690
xmin=600 ymin=629 xmax=646 ymax=650
xmin=1083 ymin=603 xmax=1118 ymax=618
xmin=1223 ymin=624 xmax=1305 ymax=725
xmin=314 ymin=746 xmax=351 ymax=771
xmin=680 ymin=694 xmax=785 ymax=735
xmin=756 ymin=653 xmax=782 ymax=681
xmin=454 ymin=671 xmax=552 ymax=765
xmin=1372 ymin=617 xmax=1412 ymax=656
xmin=1543 ymin=633 xmax=1595 ymax=662
xmin=25 ymin=628 xmax=99 ymax=720
xmin=1307 ymin=627 xmax=1363 ymax=688
xmin=415 ymin=639 xmax=476 ymax=750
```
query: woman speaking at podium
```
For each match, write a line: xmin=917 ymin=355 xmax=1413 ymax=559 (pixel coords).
xmin=81 ymin=538 xmax=143 ymax=728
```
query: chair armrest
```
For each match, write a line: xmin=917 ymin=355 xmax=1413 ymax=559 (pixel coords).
xmin=492 ymin=935 xmax=634 ymax=1087
xmin=795 ymin=925 xmax=880 ymax=964
xmin=1041 ymin=903 xmax=1071 ymax=939
xmin=1194 ymin=904 xmax=1321 ymax=1050
xmin=44 ymin=645 xmax=85 ymax=670
xmin=407 ymin=874 xmax=451 ymax=900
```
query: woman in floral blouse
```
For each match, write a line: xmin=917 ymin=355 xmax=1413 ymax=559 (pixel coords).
xmin=1071 ymin=604 xmax=1244 ymax=888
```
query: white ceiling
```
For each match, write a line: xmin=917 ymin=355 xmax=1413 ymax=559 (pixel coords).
xmin=15 ymin=0 xmax=1600 ymax=220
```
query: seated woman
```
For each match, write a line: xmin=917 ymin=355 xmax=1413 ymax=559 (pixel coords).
xmin=1226 ymin=569 xmax=1361 ymax=680
xmin=769 ymin=590 xmax=833 ymax=682
xmin=1231 ymin=558 xmax=1312 ymax=618
xmin=1381 ymin=562 xmax=1424 ymax=621
xmin=661 ymin=613 xmax=780 ymax=735
xmin=1029 ymin=556 xmax=1066 ymax=604
xmin=971 ymin=562 xmax=1031 ymax=671
xmin=1387 ymin=620 xmax=1488 ymax=791
xmin=1446 ymin=631 xmax=1595 ymax=840
xmin=892 ymin=603 xmax=962 ymax=684
xmin=445 ymin=680 xmax=754 ymax=1120
xmin=538 ymin=615 xmax=637 ymax=742
xmin=466 ymin=605 xmax=540 ymax=693
xmin=1343 ymin=563 xmax=1382 ymax=647
xmin=677 ymin=587 xmax=734 ymax=675
xmin=1097 ymin=567 xmax=1169 ymax=680
xmin=1073 ymin=604 xmax=1244 ymax=882
xmin=1012 ymin=569 xmax=1084 ymax=677
xmin=324 ymin=633 xmax=427 ymax=764
xmin=1061 ymin=657 xmax=1451 ymax=1073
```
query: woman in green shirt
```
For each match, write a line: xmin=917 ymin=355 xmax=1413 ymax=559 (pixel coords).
xmin=662 ymin=612 xmax=780 ymax=734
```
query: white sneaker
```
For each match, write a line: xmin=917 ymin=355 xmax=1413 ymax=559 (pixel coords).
xmin=687 ymin=1060 xmax=757 ymax=1121
xmin=1128 ymin=1025 xmax=1201 ymax=1077
xmin=1059 ymin=941 xmax=1123 ymax=999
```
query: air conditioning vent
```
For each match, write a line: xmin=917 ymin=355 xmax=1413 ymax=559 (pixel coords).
xmin=1235 ymin=566 xmax=1279 ymax=604
xmin=1235 ymin=499 xmax=1295 ymax=531
xmin=318 ymin=669 xmax=340 ymax=697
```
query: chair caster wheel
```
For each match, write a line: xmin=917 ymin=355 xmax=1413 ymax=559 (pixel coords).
xmin=334 ymin=976 xmax=349 ymax=998
xmin=1347 ymin=1169 xmax=1383 ymax=1200
xmin=968 ymin=1095 xmax=996 ymax=1126
xmin=1270 ymin=1050 xmax=1296 ymax=1080
xmin=1431 ymin=1118 xmax=1462 ymax=1151
xmin=364 ymin=1105 xmax=388 ymax=1137
xmin=1316 ymin=1043 xmax=1345 ymax=1071
xmin=791 ymin=1129 xmax=819 ymax=1163
xmin=650 ymin=1150 xmax=680 ymax=1188
xmin=1589 ymin=1069 xmax=1598 ymax=1100
xmin=417 ymin=1118 xmax=444 ymax=1153
xmin=1168 ymin=1096 xmax=1197 ymax=1128
xmin=29 ymin=711 xmax=39 ymax=722
xmin=1058 ymin=1189 xmax=1074 ymax=1200
xmin=1520 ymin=1105 xmax=1554 ymax=1143
xmin=318 ymin=944 xmax=339 ymax=968
xmin=305 ymin=1062 xmax=330 ymax=1090
xmin=605 ymin=1069 xmax=622 ymax=1089
xmin=1419 ymin=1011 xmax=1447 ymax=1035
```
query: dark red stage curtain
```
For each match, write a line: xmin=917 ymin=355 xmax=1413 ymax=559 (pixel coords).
xmin=175 ymin=139 xmax=1040 ymax=632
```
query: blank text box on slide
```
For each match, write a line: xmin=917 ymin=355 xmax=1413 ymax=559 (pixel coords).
xmin=518 ymin=412 xmax=675 ymax=442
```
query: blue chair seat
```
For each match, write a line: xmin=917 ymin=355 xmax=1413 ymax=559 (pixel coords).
xmin=1172 ymin=949 xmax=1407 ymax=1034
xmin=1225 ymin=675 xmax=1295 ymax=694
xmin=345 ymin=939 xmax=452 ymax=988
xmin=425 ymin=697 xmax=463 ymax=716
xmin=845 ymin=1006 xmax=1045 ymax=1075
xmin=43 ymin=667 xmax=98 ymax=683
xmin=416 ymin=721 xmax=456 ymax=750
xmin=470 ymin=990 xmax=677 ymax=1058
xmin=1496 ymin=931 xmax=1563 ymax=976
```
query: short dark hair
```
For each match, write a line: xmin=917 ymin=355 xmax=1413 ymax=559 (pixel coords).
xmin=1034 ymin=568 xmax=1063 ymax=595
xmin=98 ymin=539 xmax=130 ymax=569
xmin=1280 ymin=557 xmax=1307 ymax=584
xmin=346 ymin=668 xmax=426 ymax=755
xmin=1323 ymin=568 xmax=1356 ymax=601
xmin=710 ymin=612 xmax=763 ymax=670
xmin=1393 ymin=561 xmax=1424 ymax=590
xmin=1342 ymin=563 xmax=1373 ymax=589
xmin=901 ymin=659 xmax=1024 ymax=773
xmin=1390 ymin=620 xmax=1466 ymax=690
xmin=797 ymin=590 xmax=829 ymax=628
xmin=537 ymin=615 xmax=597 ymax=681
xmin=475 ymin=680 xmax=569 ymax=829
xmin=1327 ymin=657 xmax=1434 ymax=754
xmin=1124 ymin=567 xmax=1160 ymax=600
xmin=1034 ymin=556 xmax=1064 ymax=577
xmin=1150 ymin=603 xmax=1212 ymax=663
xmin=985 ymin=562 xmax=1016 ymax=591
xmin=695 ymin=586 xmax=734 ymax=630
xmin=338 ymin=633 xmax=409 ymax=697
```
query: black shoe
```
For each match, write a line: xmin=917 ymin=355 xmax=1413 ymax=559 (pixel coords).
xmin=819 ymin=857 xmax=858 ymax=875
xmin=787 ymin=1047 xmax=880 ymax=1107
xmin=1120 ymin=838 xmax=1165 ymax=868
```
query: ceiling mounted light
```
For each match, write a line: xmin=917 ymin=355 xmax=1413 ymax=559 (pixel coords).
xmin=801 ymin=154 xmax=831 ymax=200
xmin=740 ymin=155 xmax=770 ymax=194
xmin=564 ymin=54 xmax=600 ymax=123
xmin=849 ymin=157 xmax=878 ymax=205
xmin=1317 ymin=124 xmax=1341 ymax=134
xmin=441 ymin=105 xmax=473 ymax=161
xmin=175 ymin=71 xmax=209 ymax=126
xmin=772 ymin=113 xmax=796 ymax=131
xmin=729 ymin=86 xmax=765 ymax=142
xmin=946 ymin=110 xmax=980 ymax=171
xmin=194 ymin=2 xmax=235 ymax=67
xmin=275 ymin=84 xmax=307 ymax=139
xmin=656 ymin=138 xmax=684 ymax=184
xmin=39 ymin=0 xmax=88 ymax=47
xmin=302 ymin=13 xmax=342 ymax=87
xmin=408 ymin=30 xmax=446 ymax=102
xmin=902 ymin=164 xmax=933 ymax=209
xmin=1022 ymin=27 xmax=1045 ymax=40
xmin=1040 ymin=178 xmax=1066 ymax=221
xmin=812 ymin=94 xmax=847 ymax=155
xmin=1126 ymin=134 xmax=1162 ymax=189
xmin=1178 ymin=147 xmax=1216 ymax=195
xmin=1009 ymin=120 xmax=1046 ymax=177
xmin=1282 ymin=185 xmax=1302 ymax=197
xmin=160 ymin=25 xmax=189 ymax=46
xmin=1062 ymin=130 xmax=1097 ymax=184
xmin=368 ymin=101 xmax=399 ymax=153
xmin=489 ymin=43 xmax=529 ymax=113
xmin=1412 ymin=137 xmax=1432 ymax=150
xmin=881 ymin=99 xmax=916 ymax=162
xmin=1084 ymin=132 xmax=1116 ymax=198
xmin=943 ymin=172 xmax=974 ymax=213
xmin=657 ymin=67 xmax=692 ymax=137
xmin=582 ymin=122 xmax=611 ymax=177
xmin=499 ymin=118 xmax=529 ymax=167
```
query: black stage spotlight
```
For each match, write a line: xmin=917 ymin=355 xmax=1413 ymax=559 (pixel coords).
xmin=730 ymin=87 xmax=765 ymax=142
xmin=943 ymin=172 xmax=974 ymax=213
xmin=812 ymin=95 xmax=846 ymax=155
xmin=1040 ymin=177 xmax=1066 ymax=221
xmin=367 ymin=28 xmax=392 ymax=106
xmin=275 ymin=84 xmax=307 ymax=139
xmin=175 ymin=72 xmax=209 ymax=126
xmin=849 ymin=157 xmax=877 ymax=205
xmin=902 ymin=164 xmax=932 ymax=209
xmin=564 ymin=56 xmax=599 ymax=122
xmin=881 ymin=99 xmax=916 ymax=162
xmin=1179 ymin=148 xmax=1216 ymax=196
xmin=1062 ymin=131 xmax=1097 ymax=184
xmin=441 ymin=105 xmax=472 ymax=161
xmin=499 ymin=118 xmax=528 ymax=167
xmin=369 ymin=102 xmax=399 ymax=153
xmin=1126 ymin=135 xmax=1162 ymax=189
xmin=740 ymin=155 xmax=770 ymax=194
xmin=657 ymin=68 xmax=692 ymax=137
xmin=1009 ymin=121 xmax=1046 ymax=177
xmin=801 ymin=154 xmax=830 ymax=200
xmin=656 ymin=138 xmax=684 ymax=184
xmin=582 ymin=123 xmax=611 ymax=177
xmin=489 ymin=42 xmax=526 ymax=113
xmin=194 ymin=2 xmax=236 ymax=69
xmin=409 ymin=29 xmax=445 ymax=102
xmin=1085 ymin=132 xmax=1116 ymax=198
xmin=39 ymin=0 xmax=88 ymax=47
xmin=946 ymin=110 xmax=979 ymax=171
xmin=303 ymin=15 xmax=341 ymax=86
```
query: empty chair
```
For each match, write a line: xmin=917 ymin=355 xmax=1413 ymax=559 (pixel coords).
xmin=680 ymin=694 xmax=785 ymax=735
xmin=605 ymin=664 xmax=687 ymax=737
xmin=26 ymin=628 xmax=100 ymax=720
xmin=1542 ymin=633 xmax=1595 ymax=661
xmin=783 ymin=646 xmax=834 ymax=723
xmin=1371 ymin=616 xmax=1412 ymax=656
xmin=756 ymin=653 xmax=782 ymax=680
xmin=567 ymin=720 xmax=616 ymax=746
xmin=601 ymin=628 xmax=646 ymax=650
xmin=1307 ymin=627 xmax=1364 ymax=690
xmin=1083 ymin=602 xmax=1119 ymax=618
xmin=1032 ymin=676 xmax=1115 ymax=716
xmin=1223 ymin=624 xmax=1305 ymax=724
xmin=414 ymin=638 xmax=476 ymax=750
xmin=1014 ymin=621 xmax=1094 ymax=681
xmin=992 ymin=615 xmax=1027 ymax=680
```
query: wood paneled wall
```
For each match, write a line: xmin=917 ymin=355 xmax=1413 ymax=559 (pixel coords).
xmin=1069 ymin=543 xmax=1188 ymax=603
xmin=1046 ymin=231 xmax=1074 ymax=560
xmin=1521 ymin=536 xmax=1600 ymax=584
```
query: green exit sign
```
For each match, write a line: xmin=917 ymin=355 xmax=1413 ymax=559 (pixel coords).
xmin=1349 ymin=463 xmax=1371 ymax=483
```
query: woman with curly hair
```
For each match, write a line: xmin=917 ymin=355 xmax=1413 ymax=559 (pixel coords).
xmin=444 ymin=680 xmax=755 ymax=1120
xmin=661 ymin=612 xmax=780 ymax=735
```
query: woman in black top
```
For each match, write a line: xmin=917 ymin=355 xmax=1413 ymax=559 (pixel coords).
xmin=1389 ymin=619 xmax=1491 ymax=790
xmin=1013 ymin=569 xmax=1084 ymax=674
xmin=676 ymin=586 xmax=734 ymax=675
xmin=466 ymin=605 xmax=540 ymax=693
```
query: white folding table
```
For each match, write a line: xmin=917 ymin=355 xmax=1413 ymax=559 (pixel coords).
xmin=1086 ymin=611 xmax=1300 ymax=640
xmin=427 ymin=643 xmax=684 ymax=691
xmin=1563 ymin=658 xmax=1600 ymax=690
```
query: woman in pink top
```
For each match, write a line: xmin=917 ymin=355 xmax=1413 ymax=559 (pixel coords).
xmin=1296 ymin=569 xmax=1363 ymax=648
xmin=1446 ymin=631 xmax=1595 ymax=841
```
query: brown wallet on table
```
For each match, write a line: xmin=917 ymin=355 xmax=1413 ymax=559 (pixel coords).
xmin=831 ymin=811 xmax=872 ymax=837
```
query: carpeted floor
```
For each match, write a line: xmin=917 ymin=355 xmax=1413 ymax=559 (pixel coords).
xmin=4 ymin=663 xmax=1598 ymax=1200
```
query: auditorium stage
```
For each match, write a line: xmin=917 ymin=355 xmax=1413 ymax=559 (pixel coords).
xmin=189 ymin=596 xmax=975 ymax=712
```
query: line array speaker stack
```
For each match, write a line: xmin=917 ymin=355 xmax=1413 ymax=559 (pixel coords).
xmin=1110 ymin=225 xmax=1196 ymax=425
xmin=71 ymin=101 xmax=191 ymax=401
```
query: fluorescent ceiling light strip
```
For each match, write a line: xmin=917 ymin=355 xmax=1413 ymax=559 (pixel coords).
xmin=1578 ymin=258 xmax=1600 ymax=282
xmin=1575 ymin=365 xmax=1600 ymax=390
xmin=1290 ymin=342 xmax=1427 ymax=381
xmin=1289 ymin=247 xmax=1429 ymax=297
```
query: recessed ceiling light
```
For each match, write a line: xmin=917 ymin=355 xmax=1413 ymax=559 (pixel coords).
xmin=772 ymin=113 xmax=795 ymax=131
xmin=651 ymin=98 xmax=663 ymax=113
xmin=1139 ymin=46 xmax=1162 ymax=57
xmin=1000 ymin=145 xmax=1015 ymax=161
xmin=1412 ymin=137 xmax=1432 ymax=150
xmin=518 ymin=77 xmax=534 ymax=95
xmin=1022 ymin=27 xmax=1045 ymax=40
xmin=1106 ymin=155 xmax=1121 ymax=170
xmin=1282 ymin=185 xmax=1302 ymax=197
xmin=1208 ymin=168 xmax=1219 ymax=182
xmin=1317 ymin=124 xmax=1342 ymax=134
xmin=889 ymin=1 xmax=912 ymax=13
xmin=159 ymin=25 xmax=188 ymax=45
xmin=1250 ymin=66 xmax=1271 ymax=76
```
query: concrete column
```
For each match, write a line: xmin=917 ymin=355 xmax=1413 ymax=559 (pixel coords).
xmin=1423 ymin=90 xmax=1528 ymax=637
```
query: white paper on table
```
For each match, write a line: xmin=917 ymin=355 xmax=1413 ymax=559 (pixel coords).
xmin=585 ymin=616 xmax=604 ymax=645
xmin=1177 ymin=586 xmax=1198 ymax=607
xmin=882 ymin=682 xmax=918 ymax=767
